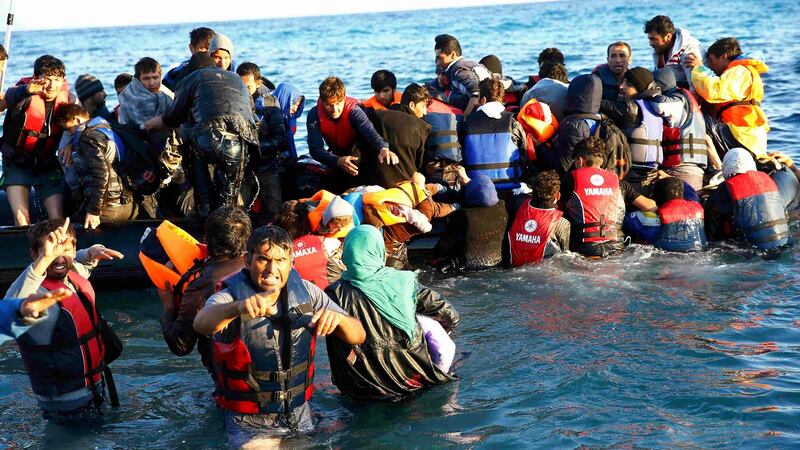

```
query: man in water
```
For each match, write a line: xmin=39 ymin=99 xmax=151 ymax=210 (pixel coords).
xmin=194 ymin=225 xmax=365 ymax=447
xmin=5 ymin=217 xmax=124 ymax=420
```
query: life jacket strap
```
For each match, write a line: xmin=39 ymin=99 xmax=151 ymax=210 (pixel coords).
xmin=717 ymin=99 xmax=761 ymax=116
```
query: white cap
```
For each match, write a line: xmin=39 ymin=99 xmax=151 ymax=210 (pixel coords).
xmin=722 ymin=147 xmax=757 ymax=179
xmin=322 ymin=196 xmax=354 ymax=225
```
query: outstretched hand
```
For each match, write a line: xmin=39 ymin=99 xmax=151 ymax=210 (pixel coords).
xmin=378 ymin=148 xmax=399 ymax=165
xmin=309 ymin=309 xmax=343 ymax=336
xmin=87 ymin=244 xmax=124 ymax=263
xmin=19 ymin=288 xmax=72 ymax=318
xmin=238 ymin=291 xmax=279 ymax=319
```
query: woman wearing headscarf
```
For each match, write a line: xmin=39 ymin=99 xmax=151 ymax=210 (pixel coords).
xmin=325 ymin=225 xmax=459 ymax=402
xmin=273 ymin=83 xmax=305 ymax=161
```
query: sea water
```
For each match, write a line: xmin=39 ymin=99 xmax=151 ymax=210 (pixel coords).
xmin=2 ymin=0 xmax=800 ymax=447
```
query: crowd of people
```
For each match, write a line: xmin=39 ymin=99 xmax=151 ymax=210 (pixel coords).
xmin=1 ymin=14 xmax=798 ymax=447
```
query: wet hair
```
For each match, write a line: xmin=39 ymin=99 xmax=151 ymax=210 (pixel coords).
xmin=370 ymin=70 xmax=397 ymax=91
xmin=247 ymin=225 xmax=293 ymax=257
xmin=319 ymin=76 xmax=346 ymax=102
xmin=531 ymin=170 xmax=561 ymax=205
xmin=134 ymin=57 xmax=162 ymax=79
xmin=652 ymin=177 xmax=684 ymax=206
xmin=575 ymin=136 xmax=606 ymax=167
xmin=53 ymin=103 xmax=89 ymax=127
xmin=0 ymin=44 xmax=7 ymax=60
xmin=644 ymin=15 xmax=675 ymax=37
xmin=479 ymin=78 xmax=505 ymax=103
xmin=538 ymin=47 xmax=564 ymax=65
xmin=114 ymin=73 xmax=133 ymax=91
xmin=189 ymin=27 xmax=216 ymax=48
xmin=539 ymin=62 xmax=568 ymax=83
xmin=205 ymin=206 xmax=252 ymax=259
xmin=434 ymin=34 xmax=462 ymax=56
xmin=707 ymin=37 xmax=742 ymax=59
xmin=28 ymin=218 xmax=76 ymax=254
xmin=606 ymin=41 xmax=632 ymax=58
xmin=274 ymin=200 xmax=312 ymax=240
xmin=236 ymin=62 xmax=261 ymax=79
xmin=401 ymin=83 xmax=431 ymax=106
xmin=33 ymin=55 xmax=66 ymax=78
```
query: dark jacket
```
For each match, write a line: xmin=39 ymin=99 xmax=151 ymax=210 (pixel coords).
xmin=546 ymin=75 xmax=603 ymax=173
xmin=162 ymin=67 xmax=258 ymax=147
xmin=324 ymin=280 xmax=459 ymax=401
xmin=73 ymin=125 xmax=128 ymax=215
xmin=159 ymin=256 xmax=245 ymax=371
xmin=162 ymin=60 xmax=189 ymax=92
xmin=256 ymin=94 xmax=288 ymax=171
xmin=372 ymin=104 xmax=431 ymax=188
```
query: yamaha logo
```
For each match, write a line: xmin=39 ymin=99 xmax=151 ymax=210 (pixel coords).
xmin=524 ymin=219 xmax=538 ymax=233
xmin=296 ymin=241 xmax=304 ymax=248
xmin=590 ymin=174 xmax=604 ymax=187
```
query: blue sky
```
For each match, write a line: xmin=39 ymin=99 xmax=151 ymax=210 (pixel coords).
xmin=4 ymin=0 xmax=543 ymax=31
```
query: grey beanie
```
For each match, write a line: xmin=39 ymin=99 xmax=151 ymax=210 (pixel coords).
xmin=722 ymin=147 xmax=757 ymax=179
xmin=209 ymin=33 xmax=234 ymax=58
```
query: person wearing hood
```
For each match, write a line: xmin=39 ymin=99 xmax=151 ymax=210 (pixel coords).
xmin=644 ymin=15 xmax=704 ymax=89
xmin=162 ymin=27 xmax=215 ymax=91
xmin=118 ymin=57 xmax=174 ymax=126
xmin=461 ymin=78 xmax=527 ymax=193
xmin=143 ymin=52 xmax=258 ymax=217
xmin=208 ymin=33 xmax=236 ymax=73
xmin=684 ymin=37 xmax=770 ymax=159
xmin=704 ymin=148 xmax=789 ymax=252
xmin=324 ymin=225 xmax=459 ymax=402
xmin=619 ymin=67 xmax=664 ymax=193
xmin=650 ymin=68 xmax=719 ymax=190
xmin=546 ymin=74 xmax=630 ymax=178
xmin=435 ymin=172 xmax=508 ymax=271
xmin=370 ymin=83 xmax=432 ymax=188
xmin=273 ymin=83 xmax=305 ymax=161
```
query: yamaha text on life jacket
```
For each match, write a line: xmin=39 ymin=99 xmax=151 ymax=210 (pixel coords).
xmin=508 ymin=203 xmax=563 ymax=266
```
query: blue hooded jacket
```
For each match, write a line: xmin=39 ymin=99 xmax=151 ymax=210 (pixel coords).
xmin=464 ymin=174 xmax=499 ymax=207
xmin=274 ymin=83 xmax=305 ymax=160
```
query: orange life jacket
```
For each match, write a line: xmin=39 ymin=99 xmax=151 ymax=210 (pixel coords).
xmin=362 ymin=181 xmax=428 ymax=226
xmin=717 ymin=59 xmax=768 ymax=129
xmin=139 ymin=221 xmax=208 ymax=305
xmin=361 ymin=91 xmax=402 ymax=110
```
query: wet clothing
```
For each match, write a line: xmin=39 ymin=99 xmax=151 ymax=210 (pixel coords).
xmin=252 ymin=84 xmax=280 ymax=123
xmin=507 ymin=199 xmax=570 ymax=266
xmin=461 ymin=102 xmax=527 ymax=190
xmin=691 ymin=54 xmax=769 ymax=158
xmin=436 ymin=201 xmax=508 ymax=270
xmin=562 ymin=167 xmax=626 ymax=257
xmin=159 ymin=255 xmax=244 ymax=372
xmin=652 ymin=28 xmax=703 ymax=89
xmin=5 ymin=250 xmax=101 ymax=413
xmin=162 ymin=66 xmax=257 ymax=210
xmin=205 ymin=270 xmax=346 ymax=436
xmin=371 ymin=104 xmax=431 ymax=188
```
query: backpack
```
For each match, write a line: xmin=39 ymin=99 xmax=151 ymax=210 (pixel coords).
xmin=110 ymin=122 xmax=166 ymax=195
xmin=574 ymin=114 xmax=631 ymax=179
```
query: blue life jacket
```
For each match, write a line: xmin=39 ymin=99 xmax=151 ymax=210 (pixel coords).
xmin=211 ymin=269 xmax=316 ymax=415
xmin=653 ymin=199 xmax=707 ymax=252
xmin=463 ymin=111 xmax=521 ymax=190
xmin=658 ymin=88 xmax=708 ymax=168
xmin=73 ymin=117 xmax=126 ymax=161
xmin=342 ymin=191 xmax=364 ymax=227
xmin=725 ymin=171 xmax=790 ymax=251
xmin=424 ymin=100 xmax=463 ymax=162
xmin=624 ymin=99 xmax=663 ymax=169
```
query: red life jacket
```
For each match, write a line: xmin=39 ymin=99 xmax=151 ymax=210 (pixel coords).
xmin=18 ymin=272 xmax=104 ymax=397
xmin=292 ymin=234 xmax=329 ymax=289
xmin=508 ymin=202 xmax=563 ymax=266
xmin=654 ymin=199 xmax=707 ymax=252
xmin=212 ymin=270 xmax=316 ymax=415
xmin=317 ymin=96 xmax=359 ymax=151
xmin=14 ymin=76 xmax=71 ymax=155
xmin=565 ymin=167 xmax=624 ymax=244
xmin=724 ymin=171 xmax=789 ymax=250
